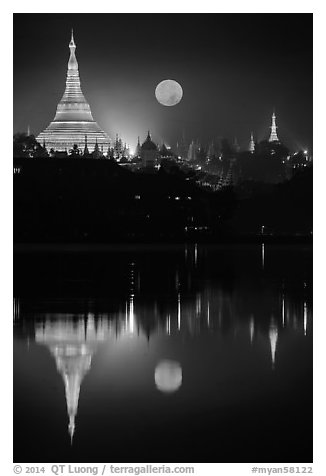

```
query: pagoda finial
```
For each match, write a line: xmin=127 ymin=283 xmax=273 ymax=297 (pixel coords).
xmin=68 ymin=29 xmax=78 ymax=71
xmin=68 ymin=415 xmax=75 ymax=445
xmin=70 ymin=28 xmax=75 ymax=47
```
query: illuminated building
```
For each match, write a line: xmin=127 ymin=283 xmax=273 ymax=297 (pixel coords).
xmin=249 ymin=131 xmax=255 ymax=153
xmin=268 ymin=111 xmax=280 ymax=143
xmin=36 ymin=30 xmax=111 ymax=153
xmin=159 ymin=143 xmax=174 ymax=160
xmin=122 ymin=142 xmax=130 ymax=159
xmin=141 ymin=131 xmax=158 ymax=168
xmin=113 ymin=134 xmax=124 ymax=159
xmin=217 ymin=163 xmax=234 ymax=189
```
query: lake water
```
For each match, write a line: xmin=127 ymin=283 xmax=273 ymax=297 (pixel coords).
xmin=13 ymin=244 xmax=312 ymax=463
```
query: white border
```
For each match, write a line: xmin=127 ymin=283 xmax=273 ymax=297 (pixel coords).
xmin=3 ymin=2 xmax=324 ymax=475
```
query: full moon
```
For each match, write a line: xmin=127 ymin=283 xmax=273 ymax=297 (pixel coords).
xmin=155 ymin=79 xmax=183 ymax=106
xmin=154 ymin=360 xmax=182 ymax=393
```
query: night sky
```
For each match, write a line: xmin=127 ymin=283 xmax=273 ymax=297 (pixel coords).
xmin=13 ymin=13 xmax=312 ymax=153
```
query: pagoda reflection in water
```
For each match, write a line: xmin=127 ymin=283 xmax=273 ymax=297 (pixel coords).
xmin=35 ymin=315 xmax=105 ymax=443
xmin=17 ymin=284 xmax=311 ymax=443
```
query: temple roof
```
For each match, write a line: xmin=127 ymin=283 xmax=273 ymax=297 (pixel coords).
xmin=141 ymin=131 xmax=157 ymax=151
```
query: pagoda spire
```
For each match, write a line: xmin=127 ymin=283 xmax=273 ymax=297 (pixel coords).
xmin=135 ymin=136 xmax=141 ymax=157
xmin=84 ymin=135 xmax=89 ymax=155
xmin=249 ymin=131 xmax=255 ymax=154
xmin=92 ymin=137 xmax=101 ymax=158
xmin=269 ymin=110 xmax=279 ymax=142
xmin=70 ymin=28 xmax=75 ymax=46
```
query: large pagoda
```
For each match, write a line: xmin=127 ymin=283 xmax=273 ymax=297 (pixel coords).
xmin=36 ymin=30 xmax=111 ymax=153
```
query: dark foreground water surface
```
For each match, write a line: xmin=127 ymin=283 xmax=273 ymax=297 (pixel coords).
xmin=14 ymin=244 xmax=312 ymax=463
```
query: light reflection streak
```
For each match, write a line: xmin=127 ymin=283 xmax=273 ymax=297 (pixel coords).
xmin=196 ymin=293 xmax=201 ymax=315
xmin=269 ymin=317 xmax=278 ymax=370
xmin=166 ymin=314 xmax=171 ymax=335
xmin=303 ymin=301 xmax=307 ymax=335
xmin=129 ymin=296 xmax=134 ymax=334
xmin=13 ymin=298 xmax=20 ymax=321
xmin=177 ymin=294 xmax=181 ymax=330
xmin=249 ymin=315 xmax=254 ymax=344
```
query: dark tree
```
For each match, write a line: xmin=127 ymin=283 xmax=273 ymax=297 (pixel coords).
xmin=13 ymin=133 xmax=47 ymax=158
xmin=69 ymin=144 xmax=81 ymax=158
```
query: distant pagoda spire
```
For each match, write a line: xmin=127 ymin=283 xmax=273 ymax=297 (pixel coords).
xmin=249 ymin=131 xmax=255 ymax=153
xmin=135 ymin=136 xmax=141 ymax=157
xmin=36 ymin=31 xmax=110 ymax=152
xmin=92 ymin=137 xmax=100 ymax=158
xmin=83 ymin=135 xmax=89 ymax=155
xmin=269 ymin=111 xmax=279 ymax=142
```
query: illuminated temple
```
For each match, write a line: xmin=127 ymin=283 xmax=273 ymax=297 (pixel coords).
xmin=36 ymin=31 xmax=110 ymax=152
